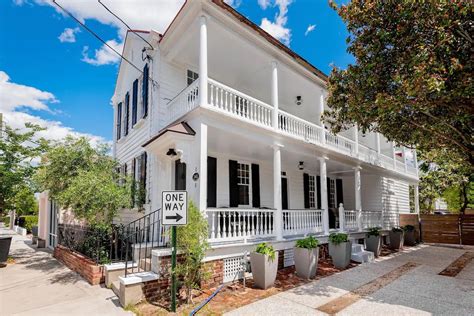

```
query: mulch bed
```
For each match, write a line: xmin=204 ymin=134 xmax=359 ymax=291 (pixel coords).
xmin=438 ymin=251 xmax=474 ymax=277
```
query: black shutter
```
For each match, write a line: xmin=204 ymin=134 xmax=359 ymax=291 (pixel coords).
xmin=336 ymin=179 xmax=344 ymax=207
xmin=124 ymin=92 xmax=130 ymax=136
xmin=251 ymin=164 xmax=260 ymax=208
xmin=229 ymin=160 xmax=238 ymax=207
xmin=116 ymin=102 xmax=122 ymax=140
xmin=132 ymin=79 xmax=138 ymax=126
xmin=142 ymin=64 xmax=149 ymax=118
xmin=316 ymin=176 xmax=321 ymax=209
xmin=327 ymin=177 xmax=331 ymax=208
xmin=140 ymin=152 xmax=147 ymax=196
xmin=303 ymin=173 xmax=310 ymax=209
xmin=131 ymin=158 xmax=136 ymax=206
xmin=175 ymin=160 xmax=186 ymax=191
xmin=207 ymin=157 xmax=217 ymax=208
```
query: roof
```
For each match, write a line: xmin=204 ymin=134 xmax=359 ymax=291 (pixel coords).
xmin=142 ymin=121 xmax=196 ymax=148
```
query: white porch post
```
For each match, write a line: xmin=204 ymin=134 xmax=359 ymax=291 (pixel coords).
xmin=414 ymin=149 xmax=419 ymax=177
xmin=319 ymin=157 xmax=330 ymax=235
xmin=403 ymin=147 xmax=408 ymax=172
xmin=199 ymin=15 xmax=208 ymax=106
xmin=414 ymin=184 xmax=420 ymax=214
xmin=354 ymin=167 xmax=363 ymax=231
xmin=271 ymin=61 xmax=279 ymax=131
xmin=199 ymin=123 xmax=208 ymax=213
xmin=273 ymin=144 xmax=283 ymax=240
xmin=338 ymin=203 xmax=345 ymax=232
xmin=319 ymin=90 xmax=325 ymax=144
xmin=376 ymin=133 xmax=381 ymax=154
xmin=392 ymin=142 xmax=397 ymax=169
xmin=354 ymin=124 xmax=359 ymax=155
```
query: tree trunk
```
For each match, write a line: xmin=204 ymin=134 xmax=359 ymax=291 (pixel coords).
xmin=460 ymin=183 xmax=468 ymax=215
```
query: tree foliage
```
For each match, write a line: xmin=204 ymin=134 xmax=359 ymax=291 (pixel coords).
xmin=0 ymin=123 xmax=48 ymax=214
xmin=35 ymin=136 xmax=130 ymax=224
xmin=9 ymin=185 xmax=38 ymax=216
xmin=326 ymin=1 xmax=473 ymax=168
xmin=176 ymin=201 xmax=209 ymax=303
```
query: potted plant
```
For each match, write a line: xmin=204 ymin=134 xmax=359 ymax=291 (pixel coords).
xmin=328 ymin=233 xmax=351 ymax=269
xmin=389 ymin=227 xmax=404 ymax=250
xmin=250 ymin=242 xmax=278 ymax=289
xmin=294 ymin=236 xmax=319 ymax=279
xmin=403 ymin=225 xmax=417 ymax=246
xmin=366 ymin=227 xmax=382 ymax=257
xmin=0 ymin=236 xmax=12 ymax=267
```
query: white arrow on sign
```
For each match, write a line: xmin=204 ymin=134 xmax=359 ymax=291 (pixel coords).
xmin=162 ymin=191 xmax=187 ymax=226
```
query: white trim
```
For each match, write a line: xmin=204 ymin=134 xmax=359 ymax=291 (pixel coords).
xmin=119 ymin=271 xmax=159 ymax=285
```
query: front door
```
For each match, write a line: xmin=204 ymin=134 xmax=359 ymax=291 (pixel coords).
xmin=282 ymin=177 xmax=288 ymax=210
xmin=175 ymin=159 xmax=186 ymax=190
xmin=48 ymin=201 xmax=58 ymax=249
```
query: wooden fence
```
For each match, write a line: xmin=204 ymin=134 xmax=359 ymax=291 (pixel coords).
xmin=399 ymin=214 xmax=421 ymax=242
xmin=419 ymin=214 xmax=474 ymax=245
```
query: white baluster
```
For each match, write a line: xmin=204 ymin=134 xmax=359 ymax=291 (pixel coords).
xmin=211 ymin=212 xmax=215 ymax=239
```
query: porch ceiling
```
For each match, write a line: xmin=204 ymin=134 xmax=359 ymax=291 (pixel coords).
xmin=166 ymin=17 xmax=324 ymax=125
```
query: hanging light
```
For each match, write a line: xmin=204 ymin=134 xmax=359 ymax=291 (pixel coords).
xmin=295 ymin=95 xmax=303 ymax=105
xmin=298 ymin=161 xmax=305 ymax=170
xmin=166 ymin=148 xmax=177 ymax=157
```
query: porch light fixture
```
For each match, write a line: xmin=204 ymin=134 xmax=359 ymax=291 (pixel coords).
xmin=295 ymin=95 xmax=303 ymax=106
xmin=166 ymin=148 xmax=177 ymax=157
xmin=298 ymin=161 xmax=305 ymax=170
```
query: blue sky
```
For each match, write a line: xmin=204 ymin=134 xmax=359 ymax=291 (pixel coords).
xmin=0 ymin=0 xmax=352 ymax=143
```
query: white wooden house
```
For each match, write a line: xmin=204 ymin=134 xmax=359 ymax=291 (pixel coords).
xmin=111 ymin=0 xmax=419 ymax=280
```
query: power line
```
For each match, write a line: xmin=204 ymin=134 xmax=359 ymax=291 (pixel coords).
xmin=52 ymin=0 xmax=158 ymax=87
xmin=97 ymin=0 xmax=154 ymax=51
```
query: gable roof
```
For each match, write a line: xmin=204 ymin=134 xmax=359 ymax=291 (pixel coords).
xmin=142 ymin=121 xmax=196 ymax=148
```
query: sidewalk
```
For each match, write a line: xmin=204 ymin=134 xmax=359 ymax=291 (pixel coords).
xmin=226 ymin=245 xmax=474 ymax=315
xmin=0 ymin=226 xmax=131 ymax=316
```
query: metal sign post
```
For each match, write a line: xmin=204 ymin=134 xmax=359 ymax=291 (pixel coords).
xmin=162 ymin=191 xmax=188 ymax=312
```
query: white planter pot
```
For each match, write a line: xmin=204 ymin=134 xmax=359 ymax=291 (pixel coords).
xmin=250 ymin=251 xmax=279 ymax=289
xmin=329 ymin=241 xmax=351 ymax=269
xmin=294 ymin=247 xmax=319 ymax=279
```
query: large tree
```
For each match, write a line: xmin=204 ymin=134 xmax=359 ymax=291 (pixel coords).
xmin=325 ymin=1 xmax=473 ymax=168
xmin=0 ymin=123 xmax=48 ymax=214
xmin=35 ymin=136 xmax=131 ymax=224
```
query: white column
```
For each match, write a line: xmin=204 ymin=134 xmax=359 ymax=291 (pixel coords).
xmin=273 ymin=144 xmax=283 ymax=240
xmin=199 ymin=15 xmax=208 ymax=106
xmin=199 ymin=123 xmax=208 ymax=213
xmin=319 ymin=157 xmax=330 ymax=235
xmin=403 ymin=147 xmax=408 ymax=172
xmin=319 ymin=90 xmax=326 ymax=144
xmin=271 ymin=61 xmax=279 ymax=131
xmin=354 ymin=167 xmax=363 ymax=231
xmin=354 ymin=124 xmax=359 ymax=155
xmin=376 ymin=133 xmax=381 ymax=154
xmin=414 ymin=184 xmax=420 ymax=214
xmin=392 ymin=142 xmax=397 ymax=169
xmin=413 ymin=149 xmax=419 ymax=177
xmin=338 ymin=203 xmax=345 ymax=232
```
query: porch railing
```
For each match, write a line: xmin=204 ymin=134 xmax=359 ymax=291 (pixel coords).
xmin=283 ymin=209 xmax=323 ymax=236
xmin=167 ymin=78 xmax=415 ymax=177
xmin=361 ymin=210 xmax=383 ymax=229
xmin=207 ymin=208 xmax=275 ymax=243
xmin=343 ymin=210 xmax=359 ymax=231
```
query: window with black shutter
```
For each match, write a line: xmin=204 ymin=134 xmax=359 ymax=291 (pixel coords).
xmin=229 ymin=160 xmax=238 ymax=207
xmin=336 ymin=179 xmax=344 ymax=207
xmin=116 ymin=102 xmax=122 ymax=140
xmin=251 ymin=164 xmax=260 ymax=208
xmin=142 ymin=64 xmax=149 ymax=118
xmin=131 ymin=158 xmax=136 ymax=207
xmin=124 ymin=92 xmax=130 ymax=136
xmin=316 ymin=176 xmax=321 ymax=209
xmin=140 ymin=152 xmax=147 ymax=201
xmin=132 ymin=79 xmax=138 ymax=126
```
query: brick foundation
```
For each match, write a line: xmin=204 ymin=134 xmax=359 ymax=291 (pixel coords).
xmin=53 ymin=245 xmax=104 ymax=285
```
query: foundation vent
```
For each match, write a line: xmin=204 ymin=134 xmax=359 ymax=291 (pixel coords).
xmin=223 ymin=256 xmax=245 ymax=283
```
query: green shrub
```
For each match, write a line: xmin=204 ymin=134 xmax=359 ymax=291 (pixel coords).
xmin=329 ymin=232 xmax=349 ymax=245
xmin=19 ymin=215 xmax=38 ymax=232
xmin=296 ymin=236 xmax=319 ymax=249
xmin=392 ymin=226 xmax=404 ymax=233
xmin=1 ymin=216 xmax=10 ymax=226
xmin=255 ymin=242 xmax=276 ymax=261
xmin=403 ymin=225 xmax=415 ymax=232
xmin=367 ymin=227 xmax=381 ymax=237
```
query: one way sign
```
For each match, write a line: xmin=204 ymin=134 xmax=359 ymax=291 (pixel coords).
xmin=162 ymin=191 xmax=187 ymax=226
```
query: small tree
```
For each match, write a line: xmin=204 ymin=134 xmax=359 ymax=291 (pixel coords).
xmin=176 ymin=201 xmax=209 ymax=304
xmin=35 ymin=136 xmax=130 ymax=225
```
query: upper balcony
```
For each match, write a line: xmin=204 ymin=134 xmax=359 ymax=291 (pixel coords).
xmin=159 ymin=9 xmax=418 ymax=179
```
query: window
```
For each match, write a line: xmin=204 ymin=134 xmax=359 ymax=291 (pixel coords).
xmin=308 ymin=175 xmax=316 ymax=209
xmin=329 ymin=178 xmax=336 ymax=208
xmin=124 ymin=92 xmax=130 ymax=136
xmin=116 ymin=102 xmax=122 ymax=141
xmin=237 ymin=163 xmax=250 ymax=206
xmin=132 ymin=79 xmax=138 ymax=126
xmin=187 ymin=69 xmax=199 ymax=86
xmin=142 ymin=64 xmax=149 ymax=119
xmin=133 ymin=152 xmax=147 ymax=206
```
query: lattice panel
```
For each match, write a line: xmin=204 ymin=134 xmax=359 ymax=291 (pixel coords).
xmin=284 ymin=248 xmax=295 ymax=267
xmin=223 ymin=256 xmax=245 ymax=283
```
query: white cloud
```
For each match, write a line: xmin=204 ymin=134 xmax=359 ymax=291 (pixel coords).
xmin=32 ymin=0 xmax=185 ymax=66
xmin=259 ymin=0 xmax=293 ymax=46
xmin=224 ymin=0 xmax=241 ymax=8
xmin=12 ymin=0 xmax=29 ymax=6
xmin=305 ymin=24 xmax=316 ymax=36
xmin=0 ymin=71 xmax=105 ymax=145
xmin=58 ymin=27 xmax=80 ymax=43
xmin=81 ymin=40 xmax=123 ymax=66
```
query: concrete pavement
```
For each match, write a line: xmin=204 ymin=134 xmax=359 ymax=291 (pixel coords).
xmin=226 ymin=244 xmax=474 ymax=316
xmin=0 ymin=226 xmax=132 ymax=316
